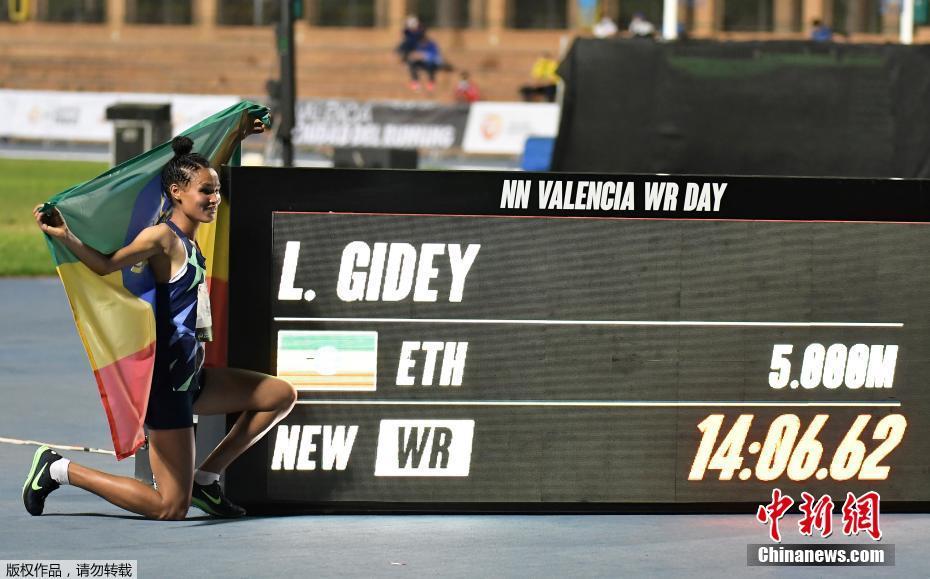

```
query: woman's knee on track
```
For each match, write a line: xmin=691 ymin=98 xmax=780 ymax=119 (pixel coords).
xmin=153 ymin=496 xmax=191 ymax=521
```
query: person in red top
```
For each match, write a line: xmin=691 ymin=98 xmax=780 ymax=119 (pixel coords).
xmin=454 ymin=71 xmax=480 ymax=103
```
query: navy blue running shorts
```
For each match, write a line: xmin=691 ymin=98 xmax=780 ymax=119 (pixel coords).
xmin=144 ymin=369 xmax=206 ymax=430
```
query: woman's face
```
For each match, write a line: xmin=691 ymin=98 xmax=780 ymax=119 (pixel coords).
xmin=172 ymin=167 xmax=221 ymax=223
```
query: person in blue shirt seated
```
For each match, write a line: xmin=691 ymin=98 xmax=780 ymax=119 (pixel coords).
xmin=396 ymin=14 xmax=425 ymax=63
xmin=811 ymin=19 xmax=833 ymax=42
xmin=407 ymin=35 xmax=445 ymax=92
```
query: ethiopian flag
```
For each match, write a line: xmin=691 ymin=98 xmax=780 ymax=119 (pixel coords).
xmin=41 ymin=101 xmax=270 ymax=460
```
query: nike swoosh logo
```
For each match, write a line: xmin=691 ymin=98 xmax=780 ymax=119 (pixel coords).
xmin=31 ymin=464 xmax=47 ymax=491
xmin=202 ymin=491 xmax=222 ymax=505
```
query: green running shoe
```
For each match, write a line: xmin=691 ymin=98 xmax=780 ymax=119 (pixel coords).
xmin=23 ymin=446 xmax=63 ymax=516
xmin=191 ymin=481 xmax=246 ymax=518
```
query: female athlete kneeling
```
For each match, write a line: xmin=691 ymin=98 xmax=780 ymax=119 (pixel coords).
xmin=26 ymin=130 xmax=297 ymax=520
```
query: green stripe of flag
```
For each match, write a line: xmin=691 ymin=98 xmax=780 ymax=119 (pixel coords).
xmin=44 ymin=101 xmax=270 ymax=266
xmin=280 ymin=333 xmax=376 ymax=352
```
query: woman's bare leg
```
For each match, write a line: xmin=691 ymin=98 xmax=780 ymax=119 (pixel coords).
xmin=192 ymin=368 xmax=297 ymax=475
xmin=67 ymin=427 xmax=195 ymax=520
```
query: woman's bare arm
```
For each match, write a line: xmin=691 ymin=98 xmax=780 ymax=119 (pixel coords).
xmin=35 ymin=206 xmax=171 ymax=276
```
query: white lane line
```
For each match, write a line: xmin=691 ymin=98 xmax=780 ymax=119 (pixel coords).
xmin=294 ymin=400 xmax=901 ymax=408
xmin=0 ymin=436 xmax=116 ymax=455
xmin=276 ymin=317 xmax=903 ymax=328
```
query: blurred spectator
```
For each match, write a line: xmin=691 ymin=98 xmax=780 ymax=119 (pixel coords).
xmin=811 ymin=19 xmax=833 ymax=42
xmin=628 ymin=12 xmax=656 ymax=38
xmin=593 ymin=15 xmax=618 ymax=38
xmin=397 ymin=15 xmax=425 ymax=63
xmin=519 ymin=52 xmax=560 ymax=103
xmin=454 ymin=71 xmax=481 ymax=103
xmin=408 ymin=35 xmax=444 ymax=92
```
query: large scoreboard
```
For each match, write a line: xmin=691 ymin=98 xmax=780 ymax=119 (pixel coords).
xmin=224 ymin=167 xmax=929 ymax=511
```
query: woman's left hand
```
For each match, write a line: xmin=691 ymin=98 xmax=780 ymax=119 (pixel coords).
xmin=242 ymin=118 xmax=265 ymax=138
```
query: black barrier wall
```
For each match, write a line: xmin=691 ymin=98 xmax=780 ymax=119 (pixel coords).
xmin=552 ymin=39 xmax=930 ymax=178
xmin=224 ymin=167 xmax=928 ymax=513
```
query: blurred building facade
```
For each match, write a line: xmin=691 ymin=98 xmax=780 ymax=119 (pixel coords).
xmin=1 ymin=1 xmax=928 ymax=103
xmin=5 ymin=1 xmax=928 ymax=36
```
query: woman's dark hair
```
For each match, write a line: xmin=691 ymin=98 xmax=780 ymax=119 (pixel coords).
xmin=161 ymin=136 xmax=211 ymax=199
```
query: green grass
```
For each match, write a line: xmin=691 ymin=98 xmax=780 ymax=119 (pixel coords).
xmin=0 ymin=158 xmax=108 ymax=276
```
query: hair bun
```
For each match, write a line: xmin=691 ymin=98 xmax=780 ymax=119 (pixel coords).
xmin=170 ymin=135 xmax=194 ymax=156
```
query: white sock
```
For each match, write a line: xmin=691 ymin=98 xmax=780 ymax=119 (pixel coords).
xmin=50 ymin=458 xmax=71 ymax=485
xmin=194 ymin=469 xmax=220 ymax=486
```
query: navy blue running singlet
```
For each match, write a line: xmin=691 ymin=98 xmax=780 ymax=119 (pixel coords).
xmin=144 ymin=219 xmax=208 ymax=429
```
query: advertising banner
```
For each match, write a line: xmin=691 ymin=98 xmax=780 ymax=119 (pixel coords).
xmin=293 ymin=99 xmax=469 ymax=150
xmin=462 ymin=102 xmax=560 ymax=154
xmin=0 ymin=89 xmax=239 ymax=142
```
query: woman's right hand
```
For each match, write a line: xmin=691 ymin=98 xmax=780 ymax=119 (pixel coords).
xmin=34 ymin=205 xmax=70 ymax=239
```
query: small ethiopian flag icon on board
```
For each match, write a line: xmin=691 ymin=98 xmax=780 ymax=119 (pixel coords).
xmin=277 ymin=330 xmax=378 ymax=391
